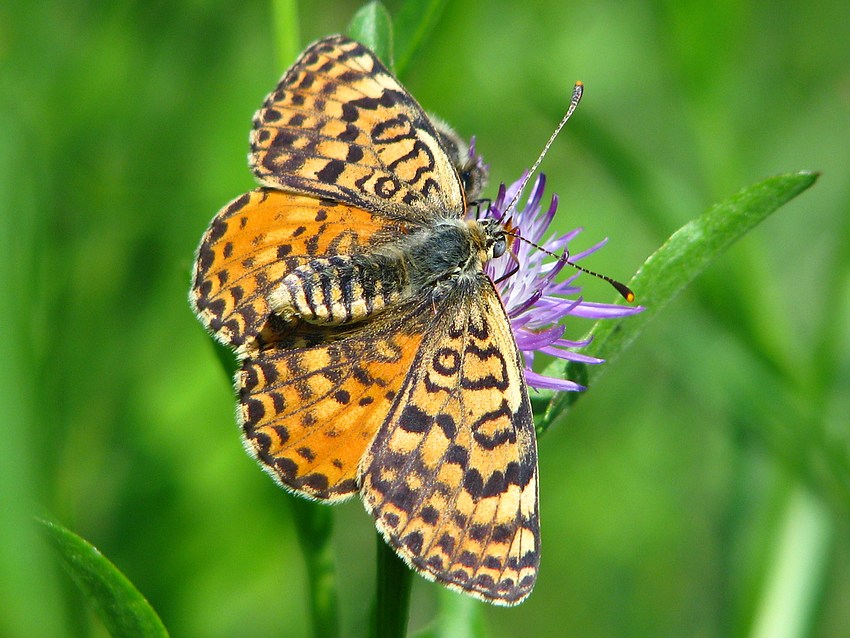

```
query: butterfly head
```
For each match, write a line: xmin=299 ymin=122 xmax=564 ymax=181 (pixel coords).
xmin=469 ymin=217 xmax=508 ymax=263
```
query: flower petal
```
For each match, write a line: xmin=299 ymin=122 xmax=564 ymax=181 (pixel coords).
xmin=475 ymin=171 xmax=642 ymax=391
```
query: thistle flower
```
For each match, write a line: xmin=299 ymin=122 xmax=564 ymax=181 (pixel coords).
xmin=481 ymin=173 xmax=644 ymax=392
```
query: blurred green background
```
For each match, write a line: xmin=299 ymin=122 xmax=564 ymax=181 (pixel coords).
xmin=2 ymin=0 xmax=849 ymax=636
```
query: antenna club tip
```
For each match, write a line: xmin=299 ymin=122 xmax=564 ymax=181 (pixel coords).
xmin=611 ymin=281 xmax=635 ymax=302
xmin=571 ymin=81 xmax=584 ymax=103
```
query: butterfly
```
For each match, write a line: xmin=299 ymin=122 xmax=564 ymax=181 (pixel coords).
xmin=190 ymin=35 xmax=538 ymax=605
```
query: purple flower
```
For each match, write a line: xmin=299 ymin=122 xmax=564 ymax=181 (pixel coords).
xmin=479 ymin=173 xmax=643 ymax=392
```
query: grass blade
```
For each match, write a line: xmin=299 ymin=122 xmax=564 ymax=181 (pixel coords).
xmin=40 ymin=519 xmax=168 ymax=638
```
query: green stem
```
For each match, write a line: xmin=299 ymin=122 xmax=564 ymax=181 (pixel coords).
xmin=432 ymin=588 xmax=486 ymax=637
xmin=290 ymin=498 xmax=341 ymax=638
xmin=373 ymin=534 xmax=413 ymax=638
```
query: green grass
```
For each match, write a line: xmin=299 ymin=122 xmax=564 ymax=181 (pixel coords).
xmin=2 ymin=1 xmax=849 ymax=636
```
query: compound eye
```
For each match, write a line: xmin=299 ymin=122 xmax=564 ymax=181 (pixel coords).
xmin=492 ymin=236 xmax=507 ymax=259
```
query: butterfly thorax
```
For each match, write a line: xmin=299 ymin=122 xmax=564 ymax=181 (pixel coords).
xmin=269 ymin=218 xmax=506 ymax=326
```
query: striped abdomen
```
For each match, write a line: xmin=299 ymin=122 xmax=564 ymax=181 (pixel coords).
xmin=269 ymin=253 xmax=410 ymax=325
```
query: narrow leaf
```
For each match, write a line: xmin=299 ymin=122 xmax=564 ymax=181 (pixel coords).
xmin=349 ymin=1 xmax=394 ymax=69
xmin=540 ymin=171 xmax=819 ymax=430
xmin=393 ymin=0 xmax=450 ymax=76
xmin=39 ymin=519 xmax=168 ymax=638
xmin=271 ymin=0 xmax=300 ymax=69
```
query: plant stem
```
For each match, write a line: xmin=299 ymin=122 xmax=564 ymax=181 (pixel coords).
xmin=373 ymin=534 xmax=413 ymax=638
xmin=290 ymin=498 xmax=341 ymax=638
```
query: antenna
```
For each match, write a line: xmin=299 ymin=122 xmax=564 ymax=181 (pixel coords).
xmin=497 ymin=81 xmax=636 ymax=303
xmin=504 ymin=228 xmax=635 ymax=302
xmin=502 ymin=81 xmax=584 ymax=217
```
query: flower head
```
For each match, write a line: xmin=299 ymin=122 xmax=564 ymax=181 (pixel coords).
xmin=478 ymin=173 xmax=643 ymax=392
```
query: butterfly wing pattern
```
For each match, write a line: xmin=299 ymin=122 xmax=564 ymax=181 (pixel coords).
xmin=249 ymin=35 xmax=465 ymax=219
xmin=191 ymin=34 xmax=539 ymax=605
xmin=238 ymin=299 xmax=429 ymax=501
xmin=361 ymin=280 xmax=538 ymax=603
xmin=191 ymin=189 xmax=406 ymax=349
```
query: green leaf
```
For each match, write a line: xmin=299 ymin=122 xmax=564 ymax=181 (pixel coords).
xmin=349 ymin=1 xmax=394 ymax=69
xmin=539 ymin=171 xmax=819 ymax=431
xmin=747 ymin=487 xmax=832 ymax=638
xmin=270 ymin=0 xmax=301 ymax=69
xmin=393 ymin=0 xmax=450 ymax=77
xmin=39 ymin=519 xmax=168 ymax=638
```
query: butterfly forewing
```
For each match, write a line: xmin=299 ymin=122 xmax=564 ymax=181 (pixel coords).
xmin=250 ymin=35 xmax=466 ymax=220
xmin=190 ymin=189 xmax=409 ymax=348
xmin=359 ymin=278 xmax=539 ymax=605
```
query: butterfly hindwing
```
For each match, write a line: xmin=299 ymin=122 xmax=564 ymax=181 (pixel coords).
xmin=359 ymin=277 xmax=539 ymax=605
xmin=250 ymin=35 xmax=466 ymax=221
xmin=238 ymin=298 xmax=432 ymax=501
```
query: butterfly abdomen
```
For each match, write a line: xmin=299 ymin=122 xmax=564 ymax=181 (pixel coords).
xmin=269 ymin=222 xmax=487 ymax=326
xmin=269 ymin=253 xmax=411 ymax=325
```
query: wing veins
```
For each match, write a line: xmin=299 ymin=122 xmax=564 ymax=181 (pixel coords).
xmin=256 ymin=38 xmax=464 ymax=218
xmin=387 ymin=297 xmax=519 ymax=592
xmin=263 ymin=108 xmax=444 ymax=211
xmin=257 ymin=357 xmax=366 ymax=424
xmin=299 ymin=44 xmax=401 ymax=92
xmin=422 ymin=319 xmax=498 ymax=581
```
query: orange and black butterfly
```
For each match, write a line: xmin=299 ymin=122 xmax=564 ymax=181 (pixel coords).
xmin=190 ymin=35 xmax=538 ymax=605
